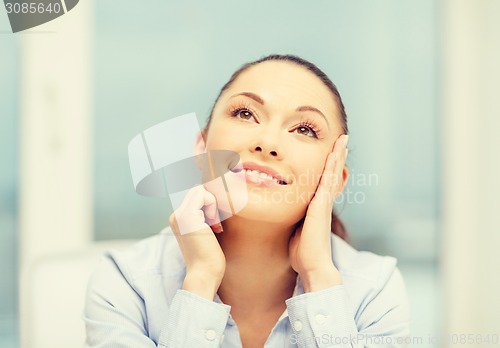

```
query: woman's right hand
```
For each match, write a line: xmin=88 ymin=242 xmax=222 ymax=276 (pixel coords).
xmin=168 ymin=185 xmax=226 ymax=300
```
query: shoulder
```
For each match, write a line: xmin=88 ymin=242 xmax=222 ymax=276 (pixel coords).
xmin=330 ymin=233 xmax=404 ymax=301
xmin=92 ymin=227 xmax=185 ymax=288
xmin=84 ymin=228 xmax=188 ymax=341
xmin=329 ymin=234 xmax=411 ymax=333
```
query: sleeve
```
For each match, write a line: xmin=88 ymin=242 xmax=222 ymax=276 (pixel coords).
xmin=83 ymin=255 xmax=231 ymax=348
xmin=285 ymin=267 xmax=411 ymax=348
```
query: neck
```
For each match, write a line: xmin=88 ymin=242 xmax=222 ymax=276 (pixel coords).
xmin=215 ymin=216 xmax=299 ymax=312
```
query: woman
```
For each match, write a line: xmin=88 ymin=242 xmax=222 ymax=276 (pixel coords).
xmin=84 ymin=55 xmax=411 ymax=348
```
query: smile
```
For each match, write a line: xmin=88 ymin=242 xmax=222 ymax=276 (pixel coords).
xmin=239 ymin=168 xmax=287 ymax=185
xmin=229 ymin=160 xmax=290 ymax=186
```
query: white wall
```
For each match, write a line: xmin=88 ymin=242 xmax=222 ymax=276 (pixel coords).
xmin=441 ymin=0 xmax=500 ymax=344
xmin=18 ymin=2 xmax=94 ymax=346
xmin=19 ymin=0 xmax=93 ymax=269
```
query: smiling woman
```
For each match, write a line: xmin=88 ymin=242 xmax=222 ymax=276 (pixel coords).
xmin=203 ymin=55 xmax=350 ymax=242
xmin=83 ymin=54 xmax=411 ymax=348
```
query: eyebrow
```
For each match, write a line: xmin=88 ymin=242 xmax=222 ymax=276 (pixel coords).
xmin=295 ymin=106 xmax=329 ymax=128
xmin=229 ymin=92 xmax=330 ymax=129
xmin=231 ymin=92 xmax=265 ymax=105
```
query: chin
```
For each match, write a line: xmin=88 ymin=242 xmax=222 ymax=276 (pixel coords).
xmin=228 ymin=191 xmax=308 ymax=224
xmin=203 ymin=174 xmax=310 ymax=224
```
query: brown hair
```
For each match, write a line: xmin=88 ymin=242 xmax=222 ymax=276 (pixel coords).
xmin=203 ymin=54 xmax=350 ymax=243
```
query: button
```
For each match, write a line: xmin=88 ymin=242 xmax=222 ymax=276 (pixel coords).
xmin=205 ymin=329 xmax=216 ymax=341
xmin=293 ymin=320 xmax=303 ymax=332
xmin=315 ymin=314 xmax=327 ymax=325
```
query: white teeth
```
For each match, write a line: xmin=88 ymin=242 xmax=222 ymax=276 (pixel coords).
xmin=240 ymin=168 xmax=282 ymax=183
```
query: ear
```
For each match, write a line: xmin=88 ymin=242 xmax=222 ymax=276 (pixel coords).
xmin=192 ymin=130 xmax=207 ymax=171
xmin=194 ymin=130 xmax=207 ymax=156
xmin=338 ymin=166 xmax=349 ymax=195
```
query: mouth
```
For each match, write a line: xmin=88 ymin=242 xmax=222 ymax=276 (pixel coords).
xmin=229 ymin=162 xmax=289 ymax=185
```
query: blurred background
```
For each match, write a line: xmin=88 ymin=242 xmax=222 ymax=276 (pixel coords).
xmin=1 ymin=0 xmax=499 ymax=347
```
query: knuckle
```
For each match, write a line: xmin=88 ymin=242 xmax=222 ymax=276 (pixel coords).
xmin=168 ymin=212 xmax=176 ymax=225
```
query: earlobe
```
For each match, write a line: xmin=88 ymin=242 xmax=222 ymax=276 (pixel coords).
xmin=194 ymin=130 xmax=207 ymax=157
xmin=193 ymin=131 xmax=207 ymax=171
xmin=340 ymin=166 xmax=349 ymax=192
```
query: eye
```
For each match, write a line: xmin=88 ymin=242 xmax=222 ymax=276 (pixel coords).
xmin=295 ymin=121 xmax=320 ymax=138
xmin=296 ymin=126 xmax=315 ymax=137
xmin=231 ymin=107 xmax=256 ymax=121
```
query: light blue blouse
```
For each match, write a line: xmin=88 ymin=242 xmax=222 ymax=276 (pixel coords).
xmin=83 ymin=227 xmax=411 ymax=347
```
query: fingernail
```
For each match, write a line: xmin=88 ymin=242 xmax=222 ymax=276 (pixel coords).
xmin=218 ymin=223 xmax=224 ymax=232
xmin=343 ymin=135 xmax=349 ymax=146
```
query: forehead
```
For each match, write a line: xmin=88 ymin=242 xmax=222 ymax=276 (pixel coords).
xmin=222 ymin=61 xmax=340 ymax=119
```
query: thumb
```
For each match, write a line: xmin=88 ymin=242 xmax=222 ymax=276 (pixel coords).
xmin=204 ymin=203 xmax=222 ymax=226
xmin=202 ymin=187 xmax=223 ymax=232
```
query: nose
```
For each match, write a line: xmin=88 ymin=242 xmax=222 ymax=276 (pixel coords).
xmin=251 ymin=126 xmax=283 ymax=158
xmin=254 ymin=145 xmax=278 ymax=157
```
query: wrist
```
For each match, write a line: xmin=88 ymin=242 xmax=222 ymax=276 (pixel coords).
xmin=302 ymin=266 xmax=342 ymax=293
xmin=182 ymin=270 xmax=223 ymax=301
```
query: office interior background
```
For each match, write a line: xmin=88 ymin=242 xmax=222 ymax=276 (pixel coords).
xmin=1 ymin=0 xmax=499 ymax=347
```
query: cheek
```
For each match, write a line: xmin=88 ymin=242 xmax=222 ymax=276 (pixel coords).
xmin=205 ymin=123 xmax=243 ymax=149
xmin=293 ymin=157 xmax=326 ymax=191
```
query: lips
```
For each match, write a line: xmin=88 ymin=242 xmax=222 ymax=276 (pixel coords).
xmin=230 ymin=161 xmax=289 ymax=185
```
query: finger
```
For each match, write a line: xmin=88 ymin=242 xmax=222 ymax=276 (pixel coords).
xmin=307 ymin=151 xmax=337 ymax=216
xmin=330 ymin=135 xmax=349 ymax=199
xmin=312 ymin=135 xmax=348 ymax=209
xmin=177 ymin=185 xmax=205 ymax=212
xmin=187 ymin=186 xmax=222 ymax=235
xmin=202 ymin=189 xmax=223 ymax=233
xmin=175 ymin=185 xmax=215 ymax=235
xmin=206 ymin=218 xmax=223 ymax=233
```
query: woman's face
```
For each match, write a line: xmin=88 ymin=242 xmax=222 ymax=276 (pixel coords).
xmin=200 ymin=61 xmax=345 ymax=225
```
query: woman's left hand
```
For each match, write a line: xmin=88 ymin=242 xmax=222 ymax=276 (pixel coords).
xmin=289 ymin=134 xmax=349 ymax=292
